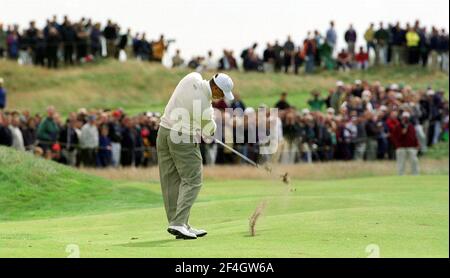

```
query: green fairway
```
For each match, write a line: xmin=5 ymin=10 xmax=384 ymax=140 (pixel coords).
xmin=0 ymin=148 xmax=448 ymax=258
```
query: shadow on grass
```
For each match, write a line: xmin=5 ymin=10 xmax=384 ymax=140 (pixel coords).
xmin=118 ymin=239 xmax=176 ymax=248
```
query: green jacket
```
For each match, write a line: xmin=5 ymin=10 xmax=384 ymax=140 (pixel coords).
xmin=37 ymin=117 xmax=60 ymax=142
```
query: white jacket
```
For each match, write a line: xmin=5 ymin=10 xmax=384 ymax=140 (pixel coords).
xmin=160 ymin=72 xmax=216 ymax=136
xmin=80 ymin=123 xmax=99 ymax=149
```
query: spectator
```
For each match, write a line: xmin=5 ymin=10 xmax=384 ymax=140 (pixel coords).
xmin=283 ymin=36 xmax=295 ymax=73
xmin=374 ymin=22 xmax=389 ymax=65
xmin=355 ymin=46 xmax=369 ymax=69
xmin=9 ymin=114 xmax=25 ymax=151
xmin=392 ymin=112 xmax=420 ymax=175
xmin=0 ymin=23 xmax=6 ymax=58
xmin=79 ymin=115 xmax=99 ymax=167
xmin=97 ymin=125 xmax=112 ymax=167
xmin=171 ymin=49 xmax=184 ymax=68
xmin=364 ymin=23 xmax=376 ymax=59
xmin=203 ymin=50 xmax=217 ymax=71
xmin=274 ymin=92 xmax=290 ymax=110
xmin=326 ymin=21 xmax=337 ymax=51
xmin=37 ymin=106 xmax=60 ymax=151
xmin=307 ymin=90 xmax=326 ymax=111
xmin=120 ymin=116 xmax=136 ymax=167
xmin=0 ymin=77 xmax=6 ymax=109
xmin=337 ymin=48 xmax=352 ymax=71
xmin=344 ymin=24 xmax=357 ymax=55
xmin=21 ymin=117 xmax=37 ymax=150
xmin=391 ymin=22 xmax=406 ymax=65
xmin=59 ymin=117 xmax=79 ymax=166
xmin=263 ymin=43 xmax=276 ymax=73
xmin=303 ymin=35 xmax=317 ymax=74
xmin=406 ymin=26 xmax=421 ymax=64
xmin=103 ymin=20 xmax=117 ymax=58
xmin=152 ymin=34 xmax=169 ymax=63
xmin=46 ymin=27 xmax=60 ymax=68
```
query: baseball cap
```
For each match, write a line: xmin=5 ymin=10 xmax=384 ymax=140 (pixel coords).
xmin=336 ymin=80 xmax=344 ymax=87
xmin=213 ymin=73 xmax=234 ymax=100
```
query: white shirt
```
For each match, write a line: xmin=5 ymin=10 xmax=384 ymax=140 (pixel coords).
xmin=160 ymin=72 xmax=216 ymax=136
xmin=9 ymin=125 xmax=25 ymax=151
xmin=80 ymin=123 xmax=99 ymax=149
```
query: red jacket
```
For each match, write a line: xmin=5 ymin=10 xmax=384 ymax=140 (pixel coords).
xmin=391 ymin=123 xmax=419 ymax=149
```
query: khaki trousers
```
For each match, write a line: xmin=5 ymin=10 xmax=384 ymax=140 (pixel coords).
xmin=156 ymin=126 xmax=203 ymax=226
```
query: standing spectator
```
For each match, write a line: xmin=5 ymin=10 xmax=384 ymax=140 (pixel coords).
xmin=293 ymin=46 xmax=304 ymax=74
xmin=326 ymin=21 xmax=337 ymax=51
xmin=203 ymin=50 xmax=218 ymax=71
xmin=283 ymin=36 xmax=295 ymax=73
xmin=364 ymin=23 xmax=376 ymax=60
xmin=90 ymin=23 xmax=102 ymax=57
xmin=355 ymin=46 xmax=369 ymax=69
xmin=75 ymin=22 xmax=89 ymax=62
xmin=274 ymin=92 xmax=290 ymax=110
xmin=418 ymin=27 xmax=430 ymax=67
xmin=152 ymin=34 xmax=168 ymax=63
xmin=438 ymin=29 xmax=449 ymax=72
xmin=374 ymin=22 xmax=389 ymax=65
xmin=303 ymin=36 xmax=316 ymax=74
xmin=330 ymin=81 xmax=346 ymax=112
xmin=0 ymin=77 xmax=6 ymax=109
xmin=280 ymin=111 xmax=301 ymax=164
xmin=406 ymin=26 xmax=420 ymax=64
xmin=263 ymin=43 xmax=276 ymax=73
xmin=272 ymin=40 xmax=283 ymax=72
xmin=103 ymin=20 xmax=117 ymax=58
xmin=61 ymin=19 xmax=76 ymax=65
xmin=392 ymin=112 xmax=420 ymax=175
xmin=429 ymin=27 xmax=440 ymax=70
xmin=21 ymin=117 xmax=37 ymax=150
xmin=391 ymin=22 xmax=406 ymax=65
xmin=9 ymin=115 xmax=25 ymax=151
xmin=59 ymin=117 xmax=79 ymax=166
xmin=0 ymin=23 xmax=7 ymax=58
xmin=79 ymin=115 xmax=99 ymax=167
xmin=108 ymin=110 xmax=123 ymax=167
xmin=46 ymin=27 xmax=60 ymax=68
xmin=120 ymin=116 xmax=136 ymax=167
xmin=37 ymin=106 xmax=60 ymax=151
xmin=344 ymin=24 xmax=357 ymax=55
xmin=97 ymin=125 xmax=112 ymax=167
xmin=0 ymin=113 xmax=12 ymax=146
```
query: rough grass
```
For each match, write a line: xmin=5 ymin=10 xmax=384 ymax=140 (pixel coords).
xmin=1 ymin=59 xmax=448 ymax=115
xmin=83 ymin=158 xmax=449 ymax=182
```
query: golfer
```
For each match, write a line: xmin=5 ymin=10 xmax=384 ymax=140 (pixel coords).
xmin=157 ymin=72 xmax=234 ymax=239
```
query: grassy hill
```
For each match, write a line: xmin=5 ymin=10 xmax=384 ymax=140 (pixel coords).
xmin=0 ymin=146 xmax=159 ymax=221
xmin=1 ymin=59 xmax=448 ymax=115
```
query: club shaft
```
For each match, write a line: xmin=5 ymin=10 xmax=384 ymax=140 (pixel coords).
xmin=213 ymin=138 xmax=259 ymax=168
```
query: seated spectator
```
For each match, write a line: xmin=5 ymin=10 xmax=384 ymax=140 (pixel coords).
xmin=337 ymin=48 xmax=352 ymax=71
xmin=355 ymin=47 xmax=369 ymax=69
xmin=275 ymin=92 xmax=290 ymax=110
xmin=171 ymin=49 xmax=184 ymax=68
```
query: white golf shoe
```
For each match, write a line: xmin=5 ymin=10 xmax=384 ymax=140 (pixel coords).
xmin=167 ymin=225 xmax=197 ymax=240
xmin=187 ymin=226 xmax=207 ymax=237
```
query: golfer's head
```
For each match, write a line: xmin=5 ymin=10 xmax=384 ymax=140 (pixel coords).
xmin=210 ymin=73 xmax=234 ymax=101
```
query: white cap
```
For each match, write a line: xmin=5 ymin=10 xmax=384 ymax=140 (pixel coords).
xmin=426 ymin=89 xmax=435 ymax=96
xmin=379 ymin=105 xmax=388 ymax=112
xmin=402 ymin=111 xmax=410 ymax=118
xmin=390 ymin=83 xmax=399 ymax=91
xmin=213 ymin=73 xmax=234 ymax=100
xmin=327 ymin=107 xmax=335 ymax=114
xmin=336 ymin=80 xmax=344 ymax=87
xmin=302 ymin=108 xmax=310 ymax=115
xmin=355 ymin=79 xmax=362 ymax=85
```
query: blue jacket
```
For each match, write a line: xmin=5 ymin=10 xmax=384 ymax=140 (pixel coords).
xmin=0 ymin=88 xmax=6 ymax=109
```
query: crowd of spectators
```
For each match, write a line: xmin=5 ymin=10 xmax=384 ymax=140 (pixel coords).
xmin=176 ymin=20 xmax=449 ymax=74
xmin=0 ymin=15 xmax=172 ymax=68
xmin=1 ymin=17 xmax=448 ymax=73
xmin=0 ymin=76 xmax=448 ymax=174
